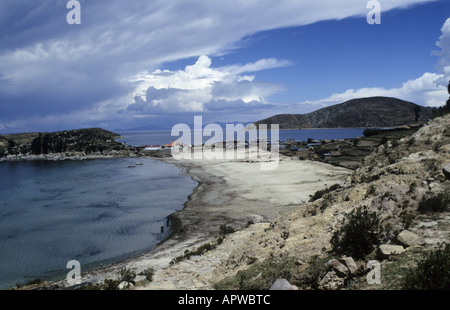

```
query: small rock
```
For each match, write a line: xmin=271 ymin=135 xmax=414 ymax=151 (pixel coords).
xmin=319 ymin=271 xmax=345 ymax=290
xmin=327 ymin=259 xmax=349 ymax=277
xmin=133 ymin=275 xmax=147 ymax=284
xmin=396 ymin=230 xmax=422 ymax=247
xmin=269 ymin=279 xmax=297 ymax=290
xmin=377 ymin=244 xmax=405 ymax=259
xmin=443 ymin=164 xmax=450 ymax=180
xmin=338 ymin=257 xmax=358 ymax=275
xmin=118 ymin=281 xmax=134 ymax=290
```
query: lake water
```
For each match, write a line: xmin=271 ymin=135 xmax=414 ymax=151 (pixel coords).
xmin=0 ymin=158 xmax=197 ymax=289
xmin=117 ymin=128 xmax=365 ymax=147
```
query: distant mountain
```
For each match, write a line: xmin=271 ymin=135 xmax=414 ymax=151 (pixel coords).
xmin=250 ymin=97 xmax=433 ymax=129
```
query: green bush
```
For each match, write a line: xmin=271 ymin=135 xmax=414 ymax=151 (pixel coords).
xmin=331 ymin=206 xmax=383 ymax=259
xmin=219 ymin=224 xmax=235 ymax=236
xmin=214 ymin=257 xmax=297 ymax=290
xmin=402 ymin=243 xmax=450 ymax=290
xmin=418 ymin=192 xmax=449 ymax=213
xmin=309 ymin=184 xmax=340 ymax=202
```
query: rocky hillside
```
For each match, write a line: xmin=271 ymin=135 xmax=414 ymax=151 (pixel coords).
xmin=0 ymin=128 xmax=136 ymax=160
xmin=251 ymin=97 xmax=432 ymax=129
xmin=212 ymin=114 xmax=449 ymax=289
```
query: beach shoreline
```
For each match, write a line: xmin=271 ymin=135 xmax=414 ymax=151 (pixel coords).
xmin=33 ymin=150 xmax=350 ymax=290
xmin=9 ymin=150 xmax=352 ymax=289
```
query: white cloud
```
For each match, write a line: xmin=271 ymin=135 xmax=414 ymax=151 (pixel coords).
xmin=435 ymin=18 xmax=450 ymax=76
xmin=295 ymin=72 xmax=447 ymax=110
xmin=125 ymin=55 xmax=287 ymax=115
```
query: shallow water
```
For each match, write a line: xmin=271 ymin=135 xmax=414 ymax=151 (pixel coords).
xmin=0 ymin=158 xmax=197 ymax=289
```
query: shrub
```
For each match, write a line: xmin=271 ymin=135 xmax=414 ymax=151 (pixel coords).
xmin=245 ymin=220 xmax=254 ymax=228
xmin=214 ymin=257 xmax=297 ymax=290
xmin=219 ymin=224 xmax=235 ymax=236
xmin=309 ymin=184 xmax=340 ymax=202
xmin=365 ymin=184 xmax=377 ymax=197
xmin=331 ymin=206 xmax=383 ymax=259
xmin=402 ymin=243 xmax=450 ymax=290
xmin=418 ymin=192 xmax=449 ymax=213
xmin=138 ymin=268 xmax=155 ymax=282
xmin=432 ymin=142 xmax=442 ymax=152
xmin=119 ymin=268 xmax=136 ymax=283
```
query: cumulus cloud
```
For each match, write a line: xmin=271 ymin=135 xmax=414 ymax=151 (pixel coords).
xmin=125 ymin=56 xmax=287 ymax=115
xmin=435 ymin=18 xmax=450 ymax=76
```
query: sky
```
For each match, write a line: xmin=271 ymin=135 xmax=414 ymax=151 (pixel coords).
xmin=0 ymin=0 xmax=449 ymax=133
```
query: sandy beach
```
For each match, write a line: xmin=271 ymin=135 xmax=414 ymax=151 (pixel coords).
xmin=70 ymin=149 xmax=351 ymax=289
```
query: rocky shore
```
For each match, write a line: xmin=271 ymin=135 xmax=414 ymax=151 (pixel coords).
xmin=0 ymin=151 xmax=139 ymax=162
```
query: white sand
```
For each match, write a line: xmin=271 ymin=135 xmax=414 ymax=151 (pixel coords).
xmin=75 ymin=150 xmax=351 ymax=288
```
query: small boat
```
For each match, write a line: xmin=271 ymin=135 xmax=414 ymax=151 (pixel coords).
xmin=136 ymin=163 xmax=143 ymax=166
xmin=127 ymin=165 xmax=136 ymax=168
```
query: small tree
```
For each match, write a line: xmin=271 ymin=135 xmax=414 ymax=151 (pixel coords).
xmin=331 ymin=206 xmax=383 ymax=259
xmin=402 ymin=243 xmax=450 ymax=290
xmin=413 ymin=105 xmax=421 ymax=122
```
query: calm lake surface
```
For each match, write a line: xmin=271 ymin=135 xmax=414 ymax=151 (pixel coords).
xmin=0 ymin=158 xmax=196 ymax=289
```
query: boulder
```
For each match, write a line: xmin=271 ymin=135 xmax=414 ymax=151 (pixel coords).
xmin=269 ymin=279 xmax=297 ymax=290
xmin=327 ymin=259 xmax=349 ymax=277
xmin=443 ymin=164 xmax=450 ymax=180
xmin=396 ymin=230 xmax=422 ymax=247
xmin=377 ymin=244 xmax=405 ymax=259
xmin=338 ymin=257 xmax=358 ymax=275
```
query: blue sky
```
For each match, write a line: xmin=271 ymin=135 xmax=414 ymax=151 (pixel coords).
xmin=0 ymin=0 xmax=449 ymax=133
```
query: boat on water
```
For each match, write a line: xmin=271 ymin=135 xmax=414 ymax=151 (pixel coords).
xmin=136 ymin=163 xmax=143 ymax=165
xmin=128 ymin=165 xmax=136 ymax=168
